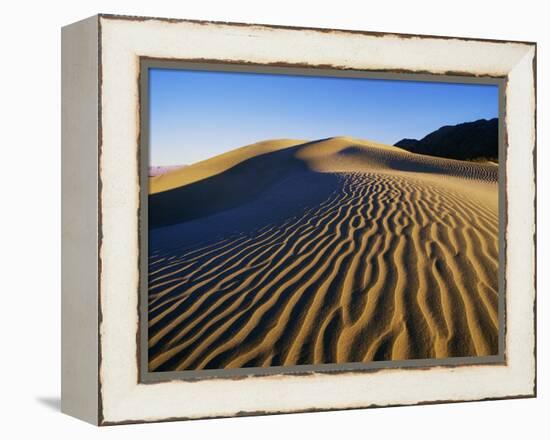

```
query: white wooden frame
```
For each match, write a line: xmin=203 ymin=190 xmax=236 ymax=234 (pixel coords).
xmin=61 ymin=14 xmax=536 ymax=425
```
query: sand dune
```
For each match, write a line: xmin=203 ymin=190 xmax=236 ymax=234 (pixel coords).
xmin=148 ymin=137 xmax=499 ymax=371
xmin=150 ymin=139 xmax=306 ymax=194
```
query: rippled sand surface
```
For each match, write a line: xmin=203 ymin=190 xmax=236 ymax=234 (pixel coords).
xmin=148 ymin=137 xmax=499 ymax=371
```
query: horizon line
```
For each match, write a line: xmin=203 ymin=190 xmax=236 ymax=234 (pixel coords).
xmin=149 ymin=117 xmax=498 ymax=167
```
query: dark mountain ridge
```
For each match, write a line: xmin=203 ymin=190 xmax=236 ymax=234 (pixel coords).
xmin=394 ymin=118 xmax=498 ymax=162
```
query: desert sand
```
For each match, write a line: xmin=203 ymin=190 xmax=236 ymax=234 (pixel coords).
xmin=148 ymin=137 xmax=499 ymax=371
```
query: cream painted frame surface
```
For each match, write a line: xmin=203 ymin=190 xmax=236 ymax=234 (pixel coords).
xmin=61 ymin=14 xmax=536 ymax=425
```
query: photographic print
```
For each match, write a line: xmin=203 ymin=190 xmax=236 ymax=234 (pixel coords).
xmin=144 ymin=64 xmax=503 ymax=375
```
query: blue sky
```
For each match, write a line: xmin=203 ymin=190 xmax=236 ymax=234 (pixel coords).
xmin=148 ymin=68 xmax=498 ymax=166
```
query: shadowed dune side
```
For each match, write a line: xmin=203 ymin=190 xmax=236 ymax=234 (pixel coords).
xmin=147 ymin=137 xmax=499 ymax=371
xmin=149 ymin=140 xmax=319 ymax=228
xmin=149 ymin=171 xmax=343 ymax=252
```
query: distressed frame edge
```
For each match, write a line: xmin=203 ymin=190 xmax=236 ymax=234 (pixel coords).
xmin=101 ymin=393 xmax=535 ymax=427
xmin=94 ymin=15 xmax=537 ymax=425
xmin=97 ymin=12 xmax=537 ymax=46
xmin=503 ymin=44 xmax=537 ymax=400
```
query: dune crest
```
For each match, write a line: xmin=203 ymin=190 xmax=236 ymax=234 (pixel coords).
xmin=148 ymin=137 xmax=499 ymax=371
xmin=150 ymin=138 xmax=307 ymax=194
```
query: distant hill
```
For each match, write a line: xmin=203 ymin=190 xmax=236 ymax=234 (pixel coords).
xmin=394 ymin=118 xmax=498 ymax=162
xmin=149 ymin=165 xmax=186 ymax=177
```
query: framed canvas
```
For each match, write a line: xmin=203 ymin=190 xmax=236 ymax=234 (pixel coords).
xmin=61 ymin=14 xmax=537 ymax=425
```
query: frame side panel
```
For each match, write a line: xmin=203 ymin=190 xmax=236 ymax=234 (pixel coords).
xmin=61 ymin=15 xmax=100 ymax=425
